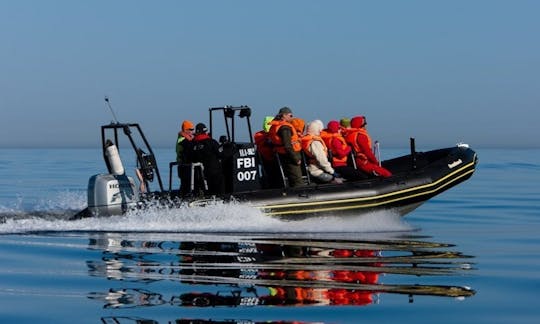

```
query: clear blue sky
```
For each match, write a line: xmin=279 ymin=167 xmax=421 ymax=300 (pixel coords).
xmin=1 ymin=0 xmax=538 ymax=149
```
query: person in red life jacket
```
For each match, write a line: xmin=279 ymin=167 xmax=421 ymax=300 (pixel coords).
xmin=325 ymin=120 xmax=368 ymax=181
xmin=176 ymin=120 xmax=195 ymax=196
xmin=301 ymin=120 xmax=343 ymax=184
xmin=254 ymin=116 xmax=280 ymax=188
xmin=346 ymin=116 xmax=392 ymax=178
xmin=187 ymin=123 xmax=225 ymax=195
xmin=268 ymin=107 xmax=304 ymax=187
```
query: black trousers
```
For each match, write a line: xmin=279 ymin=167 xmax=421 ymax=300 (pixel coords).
xmin=178 ymin=164 xmax=192 ymax=196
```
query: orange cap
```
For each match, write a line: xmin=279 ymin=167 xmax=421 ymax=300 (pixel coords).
xmin=181 ymin=120 xmax=194 ymax=131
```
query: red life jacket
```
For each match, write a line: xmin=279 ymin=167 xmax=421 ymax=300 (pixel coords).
xmin=345 ymin=128 xmax=372 ymax=162
xmin=329 ymin=134 xmax=350 ymax=166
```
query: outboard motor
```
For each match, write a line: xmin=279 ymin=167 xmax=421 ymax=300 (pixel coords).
xmin=87 ymin=141 xmax=139 ymax=216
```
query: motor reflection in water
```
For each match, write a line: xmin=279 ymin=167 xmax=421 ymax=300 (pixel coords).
xmin=87 ymin=233 xmax=476 ymax=323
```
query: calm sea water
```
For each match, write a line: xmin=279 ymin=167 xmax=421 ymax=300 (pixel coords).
xmin=0 ymin=147 xmax=539 ymax=323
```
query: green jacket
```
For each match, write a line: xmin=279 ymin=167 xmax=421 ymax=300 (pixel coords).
xmin=176 ymin=135 xmax=187 ymax=163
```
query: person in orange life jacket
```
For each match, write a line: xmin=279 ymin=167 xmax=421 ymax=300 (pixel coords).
xmin=187 ymin=123 xmax=225 ymax=195
xmin=268 ymin=107 xmax=304 ymax=187
xmin=326 ymin=120 xmax=368 ymax=181
xmin=254 ymin=116 xmax=280 ymax=188
xmin=346 ymin=116 xmax=392 ymax=178
xmin=176 ymin=120 xmax=195 ymax=196
xmin=301 ymin=120 xmax=343 ymax=184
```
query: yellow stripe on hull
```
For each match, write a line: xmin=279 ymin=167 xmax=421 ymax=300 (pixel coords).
xmin=258 ymin=160 xmax=476 ymax=217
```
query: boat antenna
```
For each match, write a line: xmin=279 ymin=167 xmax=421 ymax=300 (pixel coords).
xmin=104 ymin=95 xmax=120 ymax=124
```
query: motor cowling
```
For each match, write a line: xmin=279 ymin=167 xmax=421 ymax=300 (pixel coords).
xmin=86 ymin=139 xmax=139 ymax=216
xmin=87 ymin=174 xmax=139 ymax=216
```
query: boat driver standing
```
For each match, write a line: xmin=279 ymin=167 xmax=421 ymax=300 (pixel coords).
xmin=188 ymin=123 xmax=226 ymax=195
xmin=268 ymin=107 xmax=304 ymax=188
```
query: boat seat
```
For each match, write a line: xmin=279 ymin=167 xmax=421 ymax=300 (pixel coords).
xmin=300 ymin=151 xmax=312 ymax=185
xmin=167 ymin=161 xmax=209 ymax=195
xmin=189 ymin=162 xmax=208 ymax=193
xmin=349 ymin=151 xmax=358 ymax=169
xmin=329 ymin=147 xmax=359 ymax=170
xmin=168 ymin=161 xmax=178 ymax=191
xmin=275 ymin=152 xmax=312 ymax=188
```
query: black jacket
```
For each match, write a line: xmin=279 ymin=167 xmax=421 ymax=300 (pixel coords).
xmin=188 ymin=134 xmax=222 ymax=174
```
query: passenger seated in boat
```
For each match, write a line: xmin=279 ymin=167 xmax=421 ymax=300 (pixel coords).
xmin=268 ymin=107 xmax=305 ymax=188
xmin=301 ymin=120 xmax=343 ymax=184
xmin=345 ymin=116 xmax=392 ymax=178
xmin=187 ymin=123 xmax=225 ymax=195
xmin=254 ymin=116 xmax=280 ymax=188
xmin=325 ymin=120 xmax=368 ymax=181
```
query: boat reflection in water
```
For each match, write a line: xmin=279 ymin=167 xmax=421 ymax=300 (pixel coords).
xmin=88 ymin=233 xmax=475 ymax=323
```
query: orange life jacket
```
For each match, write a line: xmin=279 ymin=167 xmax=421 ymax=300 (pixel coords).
xmin=268 ymin=120 xmax=301 ymax=154
xmin=253 ymin=130 xmax=274 ymax=161
xmin=320 ymin=129 xmax=333 ymax=148
xmin=301 ymin=134 xmax=327 ymax=164
xmin=345 ymin=128 xmax=372 ymax=161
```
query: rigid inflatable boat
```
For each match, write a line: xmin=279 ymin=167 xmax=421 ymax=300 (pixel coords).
xmin=71 ymin=106 xmax=477 ymax=220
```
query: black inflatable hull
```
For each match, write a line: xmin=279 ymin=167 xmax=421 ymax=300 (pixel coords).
xmin=192 ymin=145 xmax=477 ymax=219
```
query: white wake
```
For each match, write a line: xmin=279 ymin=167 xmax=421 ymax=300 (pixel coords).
xmin=0 ymin=192 xmax=413 ymax=234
